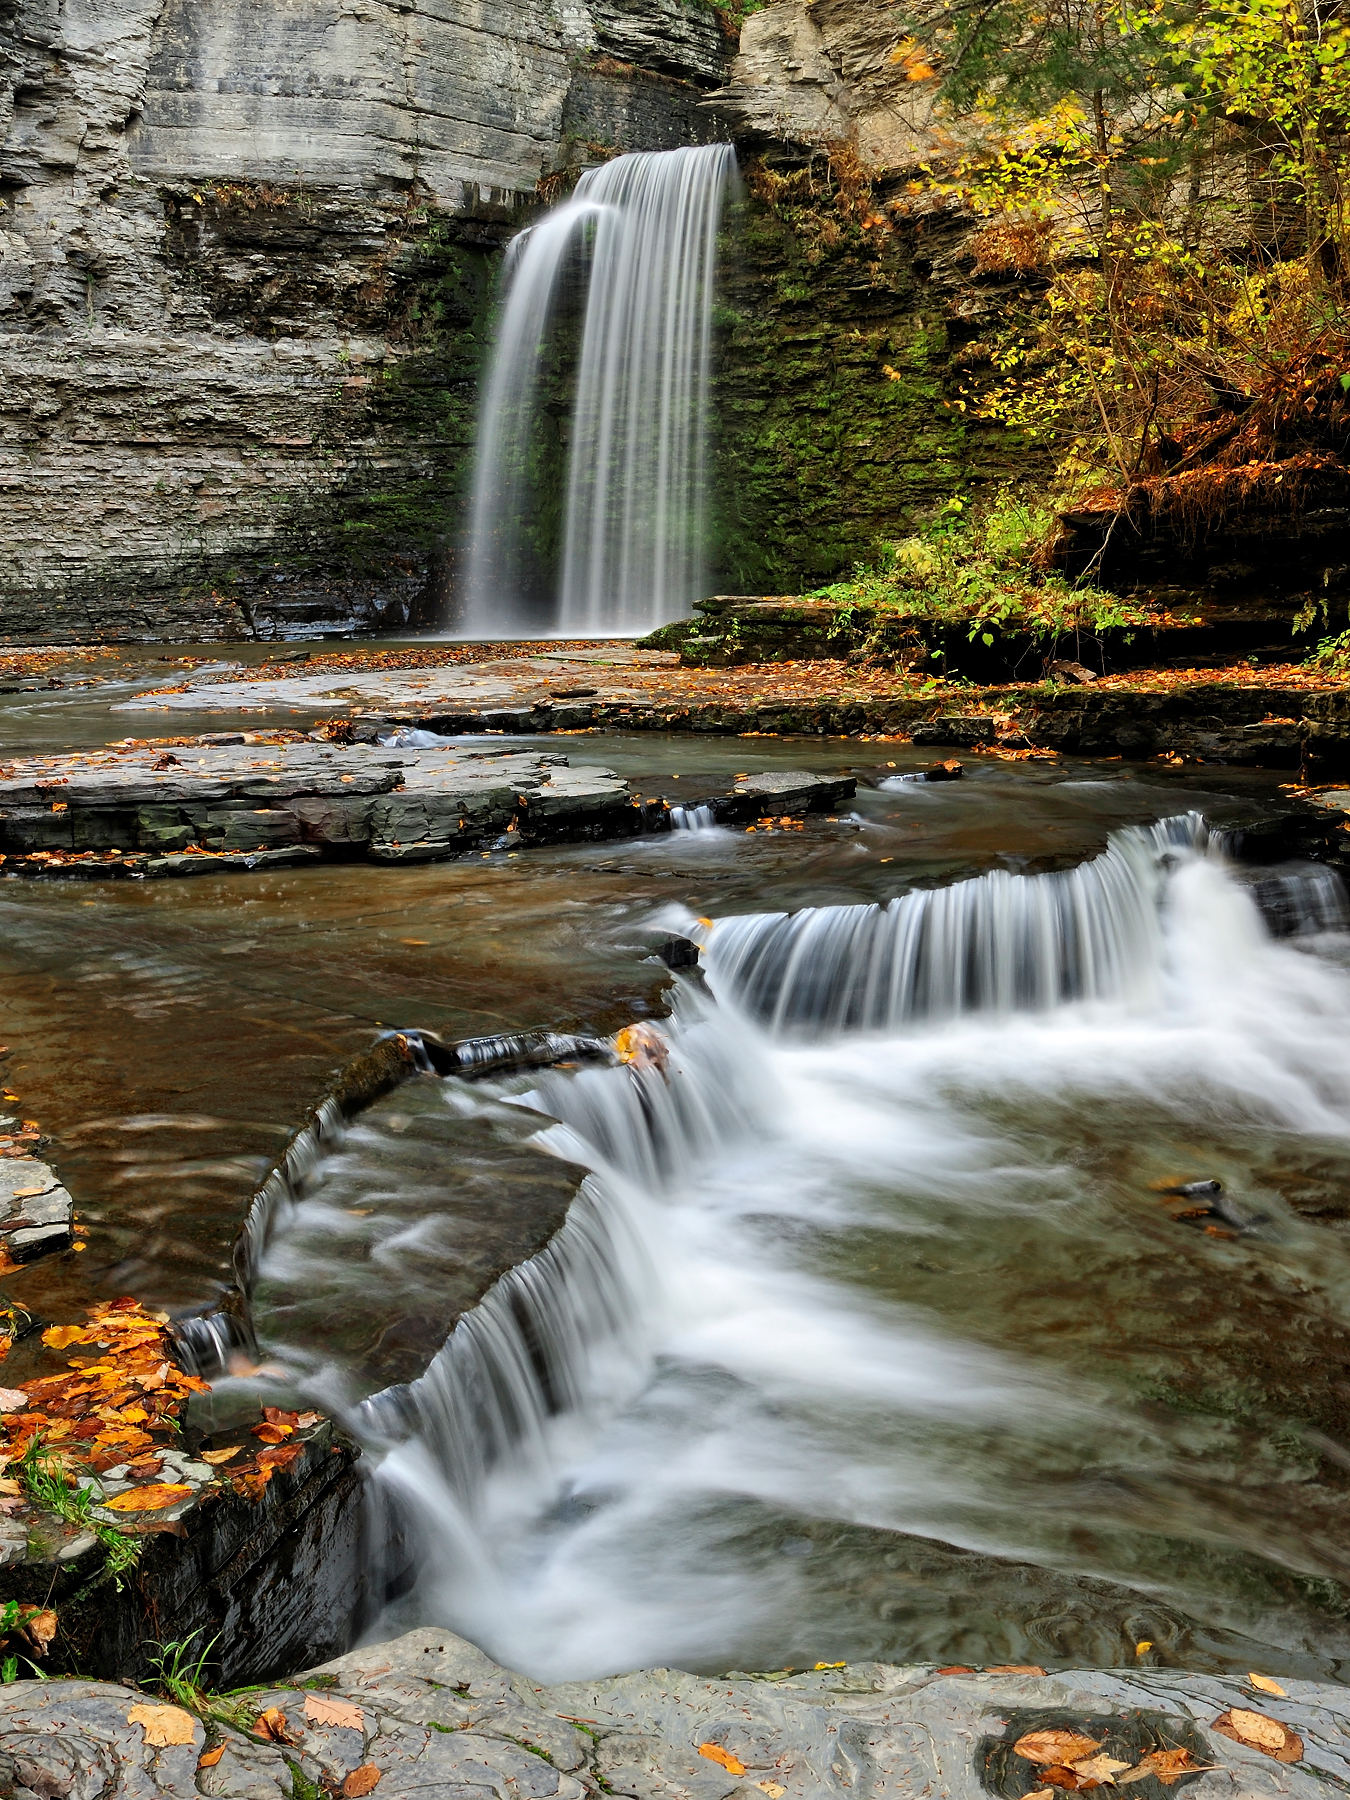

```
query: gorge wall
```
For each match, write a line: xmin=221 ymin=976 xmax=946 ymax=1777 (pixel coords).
xmin=0 ymin=0 xmax=1006 ymax=642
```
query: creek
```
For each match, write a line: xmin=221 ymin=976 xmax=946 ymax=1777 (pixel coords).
xmin=8 ymin=677 xmax=1350 ymax=1687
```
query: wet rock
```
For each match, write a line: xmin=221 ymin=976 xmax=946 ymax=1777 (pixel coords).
xmin=0 ymin=1159 xmax=73 ymax=1264
xmin=912 ymin=715 xmax=997 ymax=748
xmin=924 ymin=759 xmax=964 ymax=781
xmin=717 ymin=770 xmax=857 ymax=821
xmin=0 ymin=740 xmax=642 ymax=876
xmin=5 ymin=1631 xmax=1350 ymax=1799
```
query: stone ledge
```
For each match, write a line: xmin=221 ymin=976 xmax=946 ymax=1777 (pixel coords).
xmin=2 ymin=1627 xmax=1346 ymax=1798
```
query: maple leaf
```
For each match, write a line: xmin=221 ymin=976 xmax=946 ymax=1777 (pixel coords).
xmin=305 ymin=1693 xmax=365 ymax=1731
xmin=127 ymin=1703 xmax=196 ymax=1746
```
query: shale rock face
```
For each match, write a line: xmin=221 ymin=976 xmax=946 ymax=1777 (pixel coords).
xmin=0 ymin=0 xmax=732 ymax=643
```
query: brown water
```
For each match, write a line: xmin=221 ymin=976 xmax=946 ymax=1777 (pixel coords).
xmin=11 ymin=657 xmax=1350 ymax=1686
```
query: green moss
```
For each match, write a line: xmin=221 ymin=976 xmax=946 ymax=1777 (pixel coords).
xmin=708 ymin=183 xmax=1042 ymax=594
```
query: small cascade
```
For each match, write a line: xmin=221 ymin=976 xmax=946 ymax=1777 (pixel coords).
xmin=670 ymin=803 xmax=716 ymax=831
xmin=462 ymin=145 xmax=736 ymax=638
xmin=366 ymin=1010 xmax=761 ymax=1506
xmin=696 ymin=814 xmax=1208 ymax=1034
xmin=1245 ymin=864 xmax=1350 ymax=937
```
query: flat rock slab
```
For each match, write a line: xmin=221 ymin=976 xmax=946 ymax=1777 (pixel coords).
xmin=0 ymin=1156 xmax=73 ymax=1264
xmin=112 ymin=647 xmax=677 ymax=717
xmin=2 ymin=1628 xmax=1348 ymax=1799
xmin=0 ymin=738 xmax=639 ymax=874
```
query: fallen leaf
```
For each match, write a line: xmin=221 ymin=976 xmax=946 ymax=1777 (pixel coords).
xmin=0 ymin=1479 xmax=20 ymax=1497
xmin=699 ymin=1744 xmax=747 ymax=1774
xmin=296 ymin=1411 xmax=324 ymax=1428
xmin=198 ymin=1745 xmax=226 ymax=1768
xmin=23 ymin=1610 xmax=56 ymax=1652
xmin=1212 ymin=1709 xmax=1303 ymax=1762
xmin=1014 ymin=1732 xmax=1103 ymax=1766
xmin=127 ymin=1703 xmax=196 ymax=1746
xmin=1134 ymin=1641 xmax=1152 ymax=1656
xmin=0 ymin=1390 xmax=28 ymax=1414
xmin=306 ymin=1693 xmax=365 ymax=1731
xmin=988 ymin=1665 xmax=1047 ymax=1676
xmin=103 ymin=1483 xmax=193 ymax=1512
xmin=1117 ymin=1749 xmax=1212 ymax=1787
xmin=614 ymin=1023 xmax=670 ymax=1076
xmin=1071 ymin=1756 xmax=1131 ymax=1782
xmin=1040 ymin=1764 xmax=1097 ymax=1790
xmin=256 ymin=1443 xmax=304 ymax=1471
xmin=344 ymin=1766 xmax=382 ymax=1796
xmin=757 ymin=1785 xmax=786 ymax=1798
xmin=255 ymin=1706 xmax=298 ymax=1744
xmin=200 ymin=1446 xmax=243 ymax=1464
xmin=937 ymin=1665 xmax=974 ymax=1674
xmin=1025 ymin=1790 xmax=1055 ymax=1800
xmin=262 ymin=1406 xmax=300 ymax=1428
xmin=41 ymin=1327 xmax=89 ymax=1350
xmin=1248 ymin=1673 xmax=1287 ymax=1697
xmin=252 ymin=1422 xmax=293 ymax=1443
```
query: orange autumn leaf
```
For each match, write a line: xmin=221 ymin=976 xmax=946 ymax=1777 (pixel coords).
xmin=987 ymin=1665 xmax=1047 ymax=1676
xmin=200 ymin=1446 xmax=243 ymax=1465
xmin=127 ymin=1703 xmax=196 ymax=1746
xmin=255 ymin=1706 xmax=298 ymax=1744
xmin=699 ymin=1745 xmax=747 ymax=1774
xmin=103 ymin=1483 xmax=192 ymax=1512
xmin=343 ymin=1765 xmax=382 ymax=1796
xmin=23 ymin=1610 xmax=56 ymax=1652
xmin=1248 ymin=1673 xmax=1287 ymax=1698
xmin=198 ymin=1745 xmax=226 ymax=1768
xmin=252 ymin=1422 xmax=293 ymax=1444
xmin=1014 ymin=1732 xmax=1102 ymax=1766
xmin=1212 ymin=1709 xmax=1303 ymax=1763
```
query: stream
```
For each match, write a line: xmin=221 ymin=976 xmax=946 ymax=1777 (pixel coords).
xmin=6 ymin=658 xmax=1350 ymax=1683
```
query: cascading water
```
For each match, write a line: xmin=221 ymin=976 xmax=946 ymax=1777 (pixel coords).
xmin=461 ymin=145 xmax=736 ymax=638
xmin=369 ymin=818 xmax=1350 ymax=1680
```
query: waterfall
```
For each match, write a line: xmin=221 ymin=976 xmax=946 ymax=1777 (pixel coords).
xmin=670 ymin=803 xmax=716 ymax=831
xmin=362 ymin=816 xmax=1350 ymax=1679
xmin=694 ymin=814 xmax=1208 ymax=1035
xmin=461 ymin=145 xmax=736 ymax=639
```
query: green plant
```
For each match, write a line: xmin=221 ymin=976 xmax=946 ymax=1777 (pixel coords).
xmin=149 ymin=1631 xmax=221 ymax=1710
xmin=20 ymin=1439 xmax=142 ymax=1588
xmin=805 ymin=488 xmax=1148 ymax=652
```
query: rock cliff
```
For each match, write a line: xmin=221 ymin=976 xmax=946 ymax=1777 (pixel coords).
xmin=0 ymin=0 xmax=730 ymax=641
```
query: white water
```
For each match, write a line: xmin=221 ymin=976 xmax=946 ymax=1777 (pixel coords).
xmin=373 ymin=823 xmax=1350 ymax=1677
xmin=461 ymin=145 xmax=736 ymax=638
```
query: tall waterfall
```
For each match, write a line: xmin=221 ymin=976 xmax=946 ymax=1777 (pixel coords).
xmin=461 ymin=145 xmax=736 ymax=639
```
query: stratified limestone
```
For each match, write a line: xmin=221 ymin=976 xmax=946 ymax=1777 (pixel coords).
xmin=0 ymin=1157 xmax=73 ymax=1265
xmin=0 ymin=738 xmax=643 ymax=874
xmin=2 ymin=1628 xmax=1347 ymax=1798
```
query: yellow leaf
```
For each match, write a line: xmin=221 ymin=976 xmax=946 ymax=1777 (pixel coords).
xmin=118 ymin=1407 xmax=149 ymax=1423
xmin=813 ymin=1661 xmax=846 ymax=1670
xmin=758 ymin=1786 xmax=786 ymax=1797
xmin=40 ymin=1327 xmax=89 ymax=1350
xmin=699 ymin=1744 xmax=747 ymax=1774
xmin=127 ymin=1703 xmax=196 ymax=1746
xmin=199 ymin=1447 xmax=242 ymax=1465
xmin=1072 ymin=1755 xmax=1131 ymax=1781
xmin=0 ymin=1480 xmax=20 ymax=1497
xmin=1134 ymin=1640 xmax=1152 ymax=1655
xmin=305 ymin=1693 xmax=365 ymax=1731
xmin=103 ymin=1483 xmax=193 ymax=1512
xmin=1249 ymin=1672 xmax=1287 ymax=1697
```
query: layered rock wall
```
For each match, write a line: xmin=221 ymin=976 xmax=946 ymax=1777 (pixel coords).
xmin=0 ymin=0 xmax=731 ymax=641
